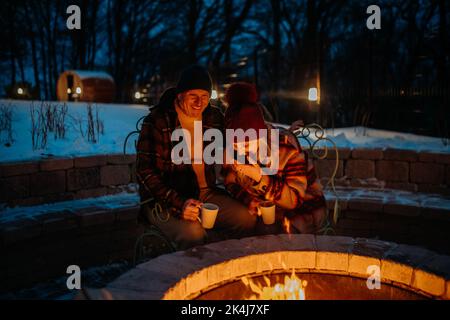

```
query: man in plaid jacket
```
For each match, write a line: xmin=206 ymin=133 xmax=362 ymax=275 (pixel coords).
xmin=136 ymin=66 xmax=256 ymax=250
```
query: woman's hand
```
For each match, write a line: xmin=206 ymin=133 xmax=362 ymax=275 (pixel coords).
xmin=248 ymin=198 xmax=263 ymax=216
xmin=181 ymin=199 xmax=203 ymax=221
xmin=232 ymin=163 xmax=262 ymax=182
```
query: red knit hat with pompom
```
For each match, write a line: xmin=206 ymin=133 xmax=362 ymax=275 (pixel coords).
xmin=225 ymin=82 xmax=258 ymax=106
xmin=224 ymin=82 xmax=266 ymax=137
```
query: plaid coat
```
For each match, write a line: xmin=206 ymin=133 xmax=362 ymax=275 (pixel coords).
xmin=223 ymin=127 xmax=326 ymax=217
xmin=136 ymin=89 xmax=224 ymax=217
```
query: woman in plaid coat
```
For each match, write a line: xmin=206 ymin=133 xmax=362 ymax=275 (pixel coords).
xmin=222 ymin=82 xmax=327 ymax=234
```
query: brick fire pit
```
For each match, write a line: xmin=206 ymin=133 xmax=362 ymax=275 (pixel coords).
xmin=81 ymin=235 xmax=450 ymax=300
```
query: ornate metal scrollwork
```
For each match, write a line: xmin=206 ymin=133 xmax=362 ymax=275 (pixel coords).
xmin=291 ymin=123 xmax=341 ymax=235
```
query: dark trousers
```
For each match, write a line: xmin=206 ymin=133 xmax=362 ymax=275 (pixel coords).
xmin=144 ymin=188 xmax=257 ymax=250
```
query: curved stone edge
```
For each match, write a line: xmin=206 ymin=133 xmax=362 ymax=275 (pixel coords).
xmin=100 ymin=235 xmax=450 ymax=300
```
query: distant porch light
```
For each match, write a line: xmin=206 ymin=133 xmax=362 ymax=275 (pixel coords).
xmin=17 ymin=87 xmax=24 ymax=95
xmin=134 ymin=91 xmax=141 ymax=99
xmin=308 ymin=87 xmax=318 ymax=102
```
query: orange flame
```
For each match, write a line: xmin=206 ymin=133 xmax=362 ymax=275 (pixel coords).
xmin=242 ymin=269 xmax=307 ymax=300
xmin=283 ymin=217 xmax=292 ymax=234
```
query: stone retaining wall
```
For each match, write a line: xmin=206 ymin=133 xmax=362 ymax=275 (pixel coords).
xmin=0 ymin=205 xmax=142 ymax=293
xmin=0 ymin=154 xmax=137 ymax=208
xmin=314 ymin=148 xmax=450 ymax=195
xmin=1 ymin=148 xmax=449 ymax=209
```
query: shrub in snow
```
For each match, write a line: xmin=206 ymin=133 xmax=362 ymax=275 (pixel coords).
xmin=0 ymin=103 xmax=14 ymax=146
xmin=30 ymin=101 xmax=68 ymax=150
xmin=71 ymin=103 xmax=104 ymax=144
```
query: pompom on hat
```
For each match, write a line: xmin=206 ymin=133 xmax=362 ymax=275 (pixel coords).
xmin=224 ymin=82 xmax=258 ymax=106
xmin=224 ymin=82 xmax=266 ymax=135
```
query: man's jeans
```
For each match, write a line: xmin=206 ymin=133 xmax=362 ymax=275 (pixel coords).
xmin=144 ymin=188 xmax=257 ymax=250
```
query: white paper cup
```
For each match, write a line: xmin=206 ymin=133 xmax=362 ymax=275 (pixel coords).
xmin=201 ymin=203 xmax=219 ymax=229
xmin=259 ymin=201 xmax=276 ymax=225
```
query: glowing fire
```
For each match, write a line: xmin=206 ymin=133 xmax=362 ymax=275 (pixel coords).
xmin=241 ymin=270 xmax=307 ymax=300
xmin=283 ymin=217 xmax=292 ymax=234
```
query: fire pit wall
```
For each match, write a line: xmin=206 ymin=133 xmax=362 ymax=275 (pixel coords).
xmin=84 ymin=235 xmax=450 ymax=300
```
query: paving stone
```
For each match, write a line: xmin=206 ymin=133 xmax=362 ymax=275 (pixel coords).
xmin=39 ymin=158 xmax=73 ymax=171
xmin=100 ymin=165 xmax=130 ymax=186
xmin=106 ymin=154 xmax=136 ymax=165
xmin=411 ymin=162 xmax=445 ymax=184
xmin=352 ymin=238 xmax=398 ymax=259
xmin=384 ymin=149 xmax=418 ymax=162
xmin=348 ymin=199 xmax=384 ymax=212
xmin=67 ymin=167 xmax=101 ymax=191
xmin=30 ymin=170 xmax=66 ymax=196
xmin=75 ymin=208 xmax=115 ymax=227
xmin=383 ymin=203 xmax=421 ymax=217
xmin=348 ymin=254 xmax=380 ymax=276
xmin=314 ymin=159 xmax=344 ymax=178
xmin=376 ymin=161 xmax=409 ymax=182
xmin=412 ymin=269 xmax=446 ymax=297
xmin=351 ymin=149 xmax=384 ymax=160
xmin=316 ymin=252 xmax=349 ymax=272
xmin=0 ymin=162 xmax=39 ymax=177
xmin=315 ymin=235 xmax=355 ymax=253
xmin=0 ymin=175 xmax=29 ymax=201
xmin=345 ymin=160 xmax=375 ymax=179
xmin=383 ymin=244 xmax=438 ymax=268
xmin=74 ymin=156 xmax=107 ymax=168
xmin=380 ymin=260 xmax=413 ymax=286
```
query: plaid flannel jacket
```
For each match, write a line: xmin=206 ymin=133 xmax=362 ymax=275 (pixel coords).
xmin=223 ymin=127 xmax=326 ymax=216
xmin=136 ymin=95 xmax=224 ymax=217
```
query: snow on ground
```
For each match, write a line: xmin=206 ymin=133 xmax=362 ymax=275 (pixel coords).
xmin=0 ymin=99 xmax=149 ymax=163
xmin=0 ymin=99 xmax=449 ymax=164
xmin=274 ymin=123 xmax=450 ymax=154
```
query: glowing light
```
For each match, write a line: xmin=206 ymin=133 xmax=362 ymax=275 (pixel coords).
xmin=75 ymin=87 xmax=82 ymax=94
xmin=17 ymin=88 xmax=24 ymax=95
xmin=308 ymin=87 xmax=318 ymax=102
xmin=211 ymin=90 xmax=218 ymax=100
xmin=67 ymin=88 xmax=72 ymax=94
xmin=135 ymin=92 xmax=141 ymax=99
xmin=242 ymin=269 xmax=307 ymax=300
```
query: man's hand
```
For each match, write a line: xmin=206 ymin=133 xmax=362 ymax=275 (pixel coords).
xmin=232 ymin=163 xmax=262 ymax=182
xmin=181 ymin=199 xmax=203 ymax=221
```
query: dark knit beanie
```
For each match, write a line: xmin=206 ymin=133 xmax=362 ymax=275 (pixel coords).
xmin=176 ymin=65 xmax=212 ymax=94
xmin=225 ymin=83 xmax=266 ymax=137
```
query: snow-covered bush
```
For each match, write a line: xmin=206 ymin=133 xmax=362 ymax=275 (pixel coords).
xmin=0 ymin=103 xmax=14 ymax=146
xmin=30 ymin=102 xmax=68 ymax=150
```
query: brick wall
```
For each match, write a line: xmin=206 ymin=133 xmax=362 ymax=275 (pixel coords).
xmin=0 ymin=205 xmax=143 ymax=293
xmin=325 ymin=198 xmax=450 ymax=256
xmin=314 ymin=148 xmax=450 ymax=196
xmin=0 ymin=154 xmax=137 ymax=208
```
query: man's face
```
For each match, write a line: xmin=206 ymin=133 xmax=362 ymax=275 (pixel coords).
xmin=177 ymin=89 xmax=210 ymax=118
